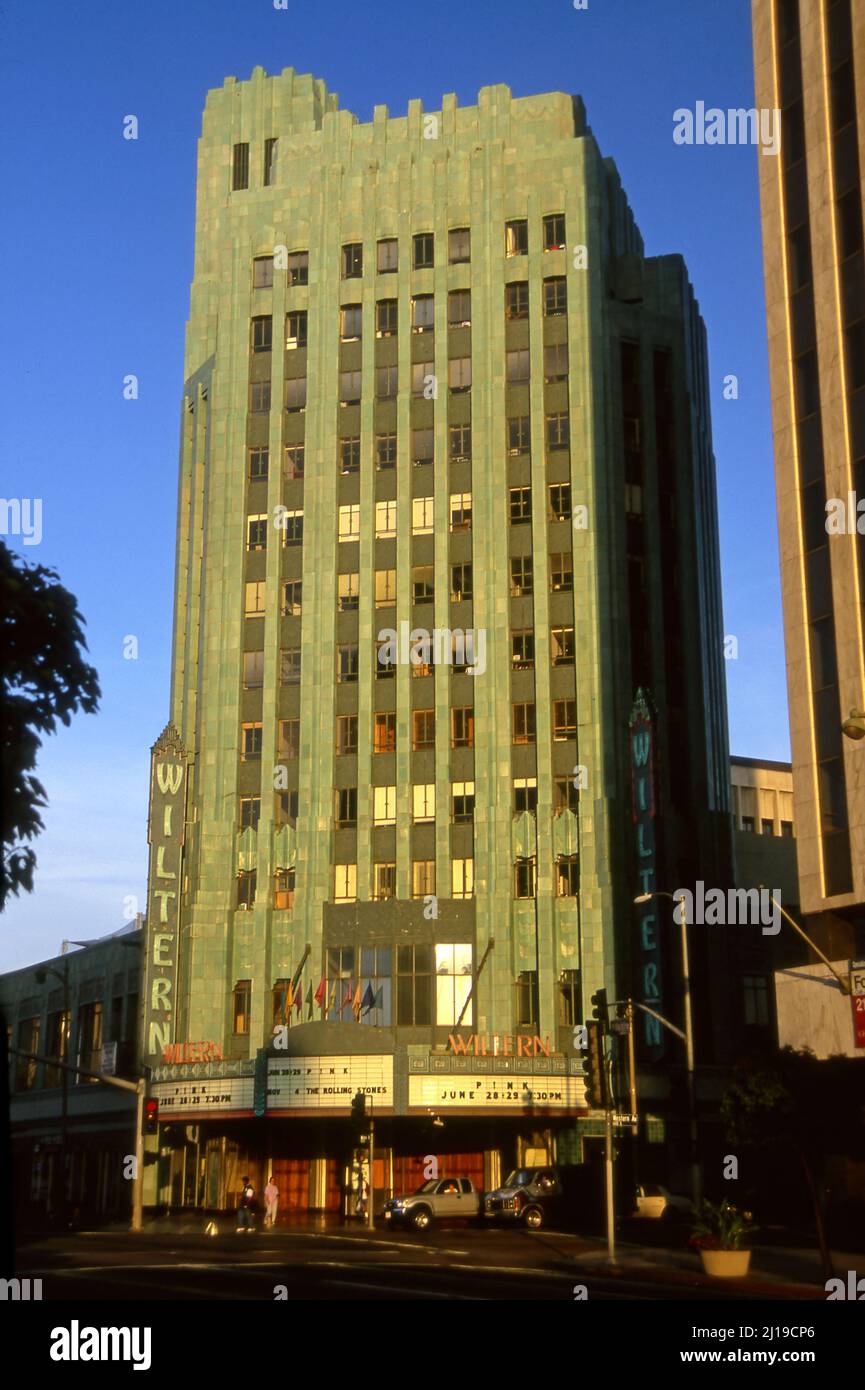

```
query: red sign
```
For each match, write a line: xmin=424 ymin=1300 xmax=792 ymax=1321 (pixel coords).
xmin=162 ymin=1041 xmax=223 ymax=1064
xmin=851 ymin=961 xmax=865 ymax=1050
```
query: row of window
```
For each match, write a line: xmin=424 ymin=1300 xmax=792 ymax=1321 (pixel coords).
xmin=250 ymin=280 xmax=567 ymax=350
xmin=241 ymin=700 xmax=577 ymax=760
xmin=246 ymin=216 xmax=567 ymax=278
xmin=250 ymin=358 xmax=569 ymax=412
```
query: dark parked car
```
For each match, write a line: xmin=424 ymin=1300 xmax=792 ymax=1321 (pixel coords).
xmin=484 ymin=1167 xmax=563 ymax=1230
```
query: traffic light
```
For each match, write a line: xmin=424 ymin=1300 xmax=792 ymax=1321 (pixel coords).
xmin=350 ymin=1091 xmax=367 ymax=1128
xmin=590 ymin=988 xmax=609 ymax=1032
xmin=585 ymin=1022 xmax=608 ymax=1110
xmin=144 ymin=1097 xmax=159 ymax=1135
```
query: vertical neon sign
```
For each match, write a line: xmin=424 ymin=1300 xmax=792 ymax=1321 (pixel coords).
xmin=630 ymin=690 xmax=664 ymax=1060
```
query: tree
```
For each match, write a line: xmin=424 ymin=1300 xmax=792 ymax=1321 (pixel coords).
xmin=0 ymin=541 xmax=100 ymax=910
xmin=721 ymin=1047 xmax=865 ymax=1280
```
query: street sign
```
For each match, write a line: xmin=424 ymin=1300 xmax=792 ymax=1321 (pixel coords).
xmin=610 ymin=1019 xmax=630 ymax=1036
xmin=100 ymin=1042 xmax=118 ymax=1076
xmin=613 ymin=1113 xmax=639 ymax=1125
xmin=851 ymin=960 xmax=865 ymax=1050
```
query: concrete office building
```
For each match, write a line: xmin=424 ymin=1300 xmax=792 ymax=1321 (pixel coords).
xmin=753 ymin=0 xmax=865 ymax=951
xmin=143 ymin=68 xmax=732 ymax=1216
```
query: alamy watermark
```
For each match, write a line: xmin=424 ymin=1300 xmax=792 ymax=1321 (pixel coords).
xmin=377 ymin=622 xmax=486 ymax=676
xmin=0 ymin=497 xmax=42 ymax=546
xmin=672 ymin=883 xmax=781 ymax=935
xmin=673 ymin=102 xmax=781 ymax=157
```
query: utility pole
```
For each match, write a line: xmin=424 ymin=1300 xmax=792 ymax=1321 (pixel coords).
xmin=367 ymin=1102 xmax=374 ymax=1231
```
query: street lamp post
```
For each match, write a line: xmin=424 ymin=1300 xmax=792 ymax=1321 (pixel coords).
xmin=633 ymin=890 xmax=701 ymax=1208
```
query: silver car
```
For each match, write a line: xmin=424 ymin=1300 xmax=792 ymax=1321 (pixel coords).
xmin=383 ymin=1177 xmax=480 ymax=1231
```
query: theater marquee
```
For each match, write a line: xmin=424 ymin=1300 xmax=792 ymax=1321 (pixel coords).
xmin=408 ymin=1074 xmax=586 ymax=1111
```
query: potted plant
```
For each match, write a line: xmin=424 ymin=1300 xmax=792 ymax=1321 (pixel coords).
xmin=689 ymin=1199 xmax=757 ymax=1277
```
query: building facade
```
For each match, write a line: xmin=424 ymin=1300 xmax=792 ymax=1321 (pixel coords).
xmin=753 ymin=0 xmax=865 ymax=947
xmin=0 ymin=925 xmax=142 ymax=1227
xmin=145 ymin=68 xmax=732 ymax=1216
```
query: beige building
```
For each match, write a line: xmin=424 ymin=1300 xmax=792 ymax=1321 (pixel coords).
xmin=753 ymin=0 xmax=865 ymax=949
xmin=730 ymin=755 xmax=798 ymax=910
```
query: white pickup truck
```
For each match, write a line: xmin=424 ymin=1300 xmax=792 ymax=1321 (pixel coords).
xmin=383 ymin=1177 xmax=481 ymax=1230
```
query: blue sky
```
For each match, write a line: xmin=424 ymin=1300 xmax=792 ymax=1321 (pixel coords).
xmin=0 ymin=0 xmax=784 ymax=969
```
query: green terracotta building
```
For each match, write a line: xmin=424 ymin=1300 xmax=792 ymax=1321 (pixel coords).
xmin=143 ymin=67 xmax=732 ymax=1216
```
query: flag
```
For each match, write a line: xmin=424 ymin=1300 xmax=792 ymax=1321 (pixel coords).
xmin=360 ymin=983 xmax=375 ymax=1016
xmin=285 ymin=981 xmax=294 ymax=1019
xmin=352 ymin=983 xmax=363 ymax=1020
xmin=341 ymin=981 xmax=354 ymax=1013
xmin=372 ymin=986 xmax=383 ymax=1011
xmin=305 ymin=983 xmax=313 ymax=1020
xmin=295 ymin=984 xmax=303 ymax=1016
xmin=314 ymin=976 xmax=326 ymax=1008
xmin=328 ymin=980 xmax=338 ymax=1013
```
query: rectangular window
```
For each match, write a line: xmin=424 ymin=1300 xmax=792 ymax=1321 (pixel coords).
xmin=450 ymin=492 xmax=472 ymax=530
xmin=448 ymin=227 xmax=471 ymax=263
xmin=373 ymin=785 xmax=397 ymax=826
xmin=413 ymin=232 xmax=434 ymax=269
xmin=451 ymin=706 xmax=474 ymax=748
xmin=543 ymin=213 xmax=566 ymax=250
xmin=411 ymin=428 xmax=434 ymax=465
xmin=412 ymin=860 xmax=435 ymax=898
xmin=232 ymin=143 xmax=249 ymax=191
xmin=376 ymin=433 xmax=397 ymax=469
xmin=275 ymin=788 xmax=298 ymax=829
xmin=334 ymin=864 xmax=357 ymax=903
xmin=232 ymin=980 xmax=252 ymax=1033
xmin=553 ymin=699 xmax=577 ymax=740
xmin=412 ymin=360 xmax=435 ymax=396
xmin=412 ymin=294 xmax=435 ymax=332
xmin=407 ymin=784 xmax=434 ymax=829
xmin=337 ymin=644 xmax=359 ymax=683
xmin=451 ymin=562 xmax=473 ymax=601
xmin=412 ymin=496 xmax=434 ymax=534
xmin=449 ymin=423 xmax=471 ymax=460
xmin=376 ymin=500 xmax=398 ymax=538
xmin=508 ymin=415 xmax=531 ymax=454
xmin=510 ymin=487 xmax=532 ymax=524
xmin=412 ymin=564 xmax=435 ymax=603
xmin=340 ymin=304 xmax=362 ymax=341
xmin=544 ymin=342 xmax=568 ymax=382
xmin=448 ymin=289 xmax=471 ymax=326
xmin=338 ymin=504 xmax=360 ymax=542
xmin=243 ymin=650 xmax=264 ymax=689
xmin=549 ymin=483 xmax=572 ymax=520
xmin=513 ymin=702 xmax=536 ymax=745
xmin=550 ymin=552 xmax=573 ymax=591
xmin=515 ymin=969 xmax=538 ymax=1024
xmin=287 ymin=251 xmax=309 ymax=285
xmin=376 ymin=299 xmax=398 ymax=337
xmin=556 ymin=855 xmax=579 ymax=897
xmin=336 ymin=714 xmax=358 ymax=755
xmin=514 ymin=777 xmax=538 ymax=814
xmin=338 ymin=573 xmax=359 ymax=611
xmin=543 ymin=277 xmax=567 ymax=316
xmin=514 ymin=860 xmax=536 ymax=900
xmin=263 ymin=137 xmax=277 ymax=186
xmin=377 ymin=237 xmax=398 ymax=273
xmin=285 ymin=311 xmax=307 ymax=349
xmin=15 ymin=1017 xmax=40 ymax=1091
xmin=253 ymin=256 xmax=274 ymax=289
xmin=376 ymin=364 xmax=398 ymax=399
xmin=373 ymin=862 xmax=397 ymax=901
xmin=396 ymin=943 xmax=432 ymax=1025
xmin=551 ymin=626 xmax=575 ymax=665
xmin=547 ymin=412 xmax=570 ymax=449
xmin=510 ymin=555 xmax=533 ymax=595
xmin=247 ymin=514 xmax=268 ymax=551
xmin=555 ymin=776 xmax=579 ymax=814
xmin=278 ymin=719 xmax=299 ymax=759
xmin=340 ymin=437 xmax=360 ymax=474
xmin=449 ymin=356 xmax=472 ymax=391
xmin=375 ymin=568 xmax=397 ymax=607
xmin=505 ymin=219 xmax=529 ymax=257
xmin=237 ymin=871 xmax=256 ymax=909
xmin=284 ymin=444 xmax=305 ymax=479
xmin=251 ymin=315 xmax=273 ymax=353
xmin=336 ymin=786 xmax=358 ymax=828
xmin=452 ymin=781 xmax=475 ymax=822
xmin=413 ymin=708 xmax=435 ymax=750
xmin=366 ymin=712 xmax=395 ymax=757
xmin=245 ymin=580 xmax=266 ymax=616
xmin=242 ymin=722 xmax=262 ymax=761
xmin=377 ymin=639 xmax=397 ymax=678
xmin=339 ymin=370 xmax=362 ymax=404
xmin=282 ymin=580 xmax=302 ymax=616
xmin=249 ymin=447 xmax=269 ymax=483
xmin=281 ymin=648 xmax=301 ymax=684
xmin=250 ymin=381 xmax=271 ymax=414
xmin=505 ymin=282 xmax=529 ymax=320
xmin=284 ymin=377 xmax=307 ymax=412
xmin=452 ymin=858 xmax=474 ymax=899
xmin=280 ymin=508 xmax=304 ymax=546
xmin=506 ymin=348 xmax=530 ymax=382
xmin=435 ymin=944 xmax=473 ymax=1027
xmin=512 ymin=631 xmax=535 ymax=670
xmin=342 ymin=243 xmax=363 ymax=278
xmin=274 ymin=868 xmax=295 ymax=911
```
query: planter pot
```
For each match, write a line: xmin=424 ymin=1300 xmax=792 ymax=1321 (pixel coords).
xmin=699 ymin=1249 xmax=751 ymax=1279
